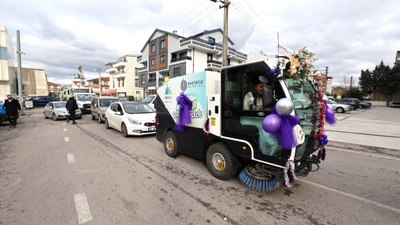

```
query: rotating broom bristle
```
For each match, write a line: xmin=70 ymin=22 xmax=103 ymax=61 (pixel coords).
xmin=239 ymin=168 xmax=280 ymax=192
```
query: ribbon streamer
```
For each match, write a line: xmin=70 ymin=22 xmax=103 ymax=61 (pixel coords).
xmin=175 ymin=92 xmax=192 ymax=131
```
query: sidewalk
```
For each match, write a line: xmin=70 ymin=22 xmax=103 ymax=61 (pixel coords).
xmin=325 ymin=106 xmax=400 ymax=157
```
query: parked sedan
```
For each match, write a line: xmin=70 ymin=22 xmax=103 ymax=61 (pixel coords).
xmin=105 ymin=101 xmax=156 ymax=137
xmin=327 ymin=99 xmax=352 ymax=113
xmin=43 ymin=101 xmax=82 ymax=121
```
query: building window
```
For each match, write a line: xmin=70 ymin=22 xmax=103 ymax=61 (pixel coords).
xmin=160 ymin=39 xmax=166 ymax=49
xmin=173 ymin=67 xmax=181 ymax=77
xmin=208 ymin=37 xmax=215 ymax=45
xmin=179 ymin=52 xmax=187 ymax=58
xmin=207 ymin=53 xmax=213 ymax=61
xmin=151 ymin=58 xmax=156 ymax=65
xmin=160 ymin=54 xmax=166 ymax=63
xmin=151 ymin=44 xmax=156 ymax=52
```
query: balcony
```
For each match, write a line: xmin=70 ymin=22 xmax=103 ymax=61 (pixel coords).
xmin=207 ymin=60 xmax=222 ymax=71
xmin=113 ymin=61 xmax=127 ymax=69
xmin=180 ymin=38 xmax=219 ymax=53
xmin=170 ymin=56 xmax=192 ymax=63
xmin=106 ymin=67 xmax=117 ymax=74
xmin=113 ymin=71 xmax=126 ymax=79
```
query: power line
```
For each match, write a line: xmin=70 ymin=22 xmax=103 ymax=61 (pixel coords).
xmin=230 ymin=1 xmax=293 ymax=52
xmin=179 ymin=7 xmax=220 ymax=35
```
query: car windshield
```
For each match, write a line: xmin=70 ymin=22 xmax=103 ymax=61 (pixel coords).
xmin=142 ymin=95 xmax=155 ymax=104
xmin=76 ymin=94 xmax=94 ymax=101
xmin=53 ymin=102 xmax=66 ymax=108
xmin=122 ymin=102 xmax=155 ymax=114
xmin=100 ymin=99 xmax=118 ymax=107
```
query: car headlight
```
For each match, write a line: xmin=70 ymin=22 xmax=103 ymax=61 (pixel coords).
xmin=128 ymin=118 xmax=141 ymax=125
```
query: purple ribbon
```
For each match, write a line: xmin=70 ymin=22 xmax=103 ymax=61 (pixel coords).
xmin=175 ymin=92 xmax=192 ymax=131
xmin=270 ymin=107 xmax=300 ymax=149
xmin=324 ymin=100 xmax=336 ymax=125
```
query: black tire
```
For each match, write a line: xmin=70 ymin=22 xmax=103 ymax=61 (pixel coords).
xmin=121 ymin=123 xmax=128 ymax=137
xmin=91 ymin=114 xmax=95 ymax=120
xmin=336 ymin=107 xmax=344 ymax=113
xmin=44 ymin=112 xmax=48 ymax=119
xmin=206 ymin=142 xmax=239 ymax=180
xmin=52 ymin=113 xmax=57 ymax=121
xmin=105 ymin=118 xmax=110 ymax=129
xmin=163 ymin=131 xmax=180 ymax=158
xmin=98 ymin=114 xmax=102 ymax=123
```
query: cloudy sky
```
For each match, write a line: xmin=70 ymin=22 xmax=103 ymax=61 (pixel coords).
xmin=1 ymin=0 xmax=399 ymax=86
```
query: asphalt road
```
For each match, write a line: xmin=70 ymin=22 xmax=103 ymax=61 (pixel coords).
xmin=0 ymin=108 xmax=399 ymax=225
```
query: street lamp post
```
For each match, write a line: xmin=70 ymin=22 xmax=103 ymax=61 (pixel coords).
xmin=16 ymin=30 xmax=25 ymax=115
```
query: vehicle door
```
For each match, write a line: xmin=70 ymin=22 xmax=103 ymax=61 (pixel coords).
xmin=113 ymin=103 xmax=124 ymax=131
xmin=108 ymin=103 xmax=122 ymax=129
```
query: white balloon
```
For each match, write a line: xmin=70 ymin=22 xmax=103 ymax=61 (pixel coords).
xmin=276 ymin=98 xmax=294 ymax=116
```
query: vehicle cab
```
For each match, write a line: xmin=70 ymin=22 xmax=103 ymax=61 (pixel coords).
xmin=74 ymin=93 xmax=96 ymax=113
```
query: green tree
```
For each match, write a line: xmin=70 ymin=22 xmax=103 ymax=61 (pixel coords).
xmin=359 ymin=69 xmax=373 ymax=96
xmin=343 ymin=88 xmax=363 ymax=99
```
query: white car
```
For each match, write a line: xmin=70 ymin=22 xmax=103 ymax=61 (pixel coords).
xmin=43 ymin=101 xmax=82 ymax=120
xmin=327 ymin=99 xmax=352 ymax=113
xmin=105 ymin=101 xmax=156 ymax=137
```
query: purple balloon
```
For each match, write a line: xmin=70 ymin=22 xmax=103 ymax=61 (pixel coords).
xmin=262 ymin=114 xmax=282 ymax=133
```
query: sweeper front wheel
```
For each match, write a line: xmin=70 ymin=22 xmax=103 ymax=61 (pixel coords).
xmin=164 ymin=131 xmax=180 ymax=158
xmin=206 ymin=142 xmax=239 ymax=181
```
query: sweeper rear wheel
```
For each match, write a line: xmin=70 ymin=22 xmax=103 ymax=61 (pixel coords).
xmin=206 ymin=142 xmax=239 ymax=181
xmin=164 ymin=131 xmax=180 ymax=158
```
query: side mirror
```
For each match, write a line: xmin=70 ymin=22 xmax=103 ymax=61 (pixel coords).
xmin=94 ymin=103 xmax=97 ymax=107
xmin=115 ymin=111 xmax=122 ymax=116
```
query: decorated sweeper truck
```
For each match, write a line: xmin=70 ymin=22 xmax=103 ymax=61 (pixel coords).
xmin=154 ymin=54 xmax=335 ymax=191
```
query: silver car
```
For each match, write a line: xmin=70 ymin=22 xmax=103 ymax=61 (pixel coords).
xmin=43 ymin=101 xmax=82 ymax=121
xmin=327 ymin=99 xmax=352 ymax=113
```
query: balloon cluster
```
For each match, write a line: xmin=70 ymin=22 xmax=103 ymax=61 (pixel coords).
xmin=319 ymin=134 xmax=328 ymax=145
xmin=262 ymin=98 xmax=300 ymax=149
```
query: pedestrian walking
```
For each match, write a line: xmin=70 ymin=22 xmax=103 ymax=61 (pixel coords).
xmin=3 ymin=94 xmax=21 ymax=127
xmin=66 ymin=96 xmax=78 ymax=124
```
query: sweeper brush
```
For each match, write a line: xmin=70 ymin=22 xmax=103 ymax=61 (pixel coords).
xmin=239 ymin=164 xmax=280 ymax=192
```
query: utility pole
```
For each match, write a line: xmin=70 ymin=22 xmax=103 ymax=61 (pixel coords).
xmin=211 ymin=0 xmax=230 ymax=67
xmin=16 ymin=30 xmax=24 ymax=115
xmin=325 ymin=66 xmax=329 ymax=77
xmin=97 ymin=68 xmax=102 ymax=96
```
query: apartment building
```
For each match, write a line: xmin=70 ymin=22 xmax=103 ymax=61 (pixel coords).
xmin=1 ymin=25 xmax=48 ymax=100
xmin=0 ymin=25 xmax=16 ymax=100
xmin=105 ymin=55 xmax=144 ymax=100
xmin=138 ymin=28 xmax=247 ymax=95
xmin=86 ymin=77 xmax=110 ymax=95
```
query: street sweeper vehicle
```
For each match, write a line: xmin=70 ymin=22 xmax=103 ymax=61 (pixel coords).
xmin=154 ymin=56 xmax=334 ymax=191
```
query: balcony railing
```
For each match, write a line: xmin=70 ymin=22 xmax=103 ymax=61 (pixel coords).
xmin=207 ymin=60 xmax=222 ymax=71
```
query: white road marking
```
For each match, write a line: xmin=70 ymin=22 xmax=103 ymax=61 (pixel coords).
xmin=299 ymin=179 xmax=400 ymax=214
xmin=329 ymin=147 xmax=400 ymax=161
xmin=64 ymin=137 xmax=70 ymax=142
xmin=63 ymin=128 xmax=67 ymax=132
xmin=67 ymin=153 xmax=75 ymax=163
xmin=74 ymin=193 xmax=93 ymax=224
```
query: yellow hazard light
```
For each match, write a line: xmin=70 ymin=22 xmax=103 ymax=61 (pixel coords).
xmin=242 ymin=146 xmax=247 ymax=150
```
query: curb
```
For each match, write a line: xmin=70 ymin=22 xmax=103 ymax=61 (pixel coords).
xmin=328 ymin=140 xmax=400 ymax=158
